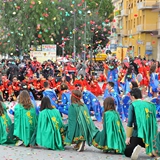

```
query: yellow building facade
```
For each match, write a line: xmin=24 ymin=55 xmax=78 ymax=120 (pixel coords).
xmin=114 ymin=0 xmax=158 ymax=60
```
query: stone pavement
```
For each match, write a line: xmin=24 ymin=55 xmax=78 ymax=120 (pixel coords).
xmin=0 ymin=144 xmax=155 ymax=160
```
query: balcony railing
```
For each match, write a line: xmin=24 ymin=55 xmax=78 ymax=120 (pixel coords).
xmin=152 ymin=2 xmax=160 ymax=11
xmin=137 ymin=1 xmax=158 ymax=10
xmin=136 ymin=24 xmax=158 ymax=32
xmin=120 ymin=30 xmax=128 ymax=36
xmin=121 ymin=9 xmax=128 ymax=16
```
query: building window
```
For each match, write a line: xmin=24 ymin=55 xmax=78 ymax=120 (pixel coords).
xmin=134 ymin=0 xmax=136 ymax=6
xmin=134 ymin=19 xmax=135 ymax=28
xmin=137 ymin=17 xmax=139 ymax=25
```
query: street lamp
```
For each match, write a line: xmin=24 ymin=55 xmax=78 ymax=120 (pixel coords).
xmin=73 ymin=11 xmax=76 ymax=61
xmin=84 ymin=1 xmax=92 ymax=61
xmin=70 ymin=10 xmax=76 ymax=61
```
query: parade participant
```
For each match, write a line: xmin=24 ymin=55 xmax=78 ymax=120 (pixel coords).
xmin=43 ymin=81 xmax=58 ymax=108
xmin=138 ymin=61 xmax=149 ymax=87
xmin=66 ymin=62 xmax=77 ymax=75
xmin=121 ymin=65 xmax=136 ymax=95
xmin=125 ymin=88 xmax=157 ymax=159
xmin=122 ymin=81 xmax=138 ymax=120
xmin=1 ymin=76 xmax=10 ymax=100
xmin=12 ymin=76 xmax=20 ymax=98
xmin=68 ymin=74 xmax=76 ymax=91
xmin=48 ymin=75 xmax=56 ymax=89
xmin=98 ymin=71 xmax=106 ymax=82
xmin=148 ymin=64 xmax=159 ymax=97
xmin=0 ymin=95 xmax=15 ymax=144
xmin=107 ymin=59 xmax=120 ymax=94
xmin=76 ymin=84 xmax=102 ymax=121
xmin=58 ymin=83 xmax=71 ymax=115
xmin=156 ymin=61 xmax=160 ymax=80
xmin=92 ymin=97 xmax=126 ymax=154
xmin=36 ymin=97 xmax=64 ymax=150
xmin=104 ymin=82 xmax=124 ymax=120
xmin=13 ymin=90 xmax=37 ymax=146
xmin=64 ymin=90 xmax=99 ymax=152
xmin=90 ymin=75 xmax=102 ymax=97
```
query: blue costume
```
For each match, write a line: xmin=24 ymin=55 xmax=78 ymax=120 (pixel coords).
xmin=121 ymin=73 xmax=136 ymax=95
xmin=58 ymin=90 xmax=71 ymax=115
xmin=107 ymin=68 xmax=120 ymax=94
xmin=29 ymin=91 xmax=39 ymax=115
xmin=121 ymin=95 xmax=131 ymax=119
xmin=82 ymin=90 xmax=102 ymax=122
xmin=43 ymin=89 xmax=58 ymax=108
xmin=103 ymin=89 xmax=125 ymax=121
xmin=148 ymin=73 xmax=159 ymax=97
xmin=151 ymin=97 xmax=160 ymax=119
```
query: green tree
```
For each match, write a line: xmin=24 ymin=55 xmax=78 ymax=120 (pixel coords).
xmin=0 ymin=0 xmax=62 ymax=55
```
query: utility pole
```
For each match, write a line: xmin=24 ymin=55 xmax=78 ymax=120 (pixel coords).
xmin=84 ymin=1 xmax=87 ymax=61
xmin=73 ymin=9 xmax=76 ymax=61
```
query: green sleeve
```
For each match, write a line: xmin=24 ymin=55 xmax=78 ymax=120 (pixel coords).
xmin=127 ymin=104 xmax=135 ymax=127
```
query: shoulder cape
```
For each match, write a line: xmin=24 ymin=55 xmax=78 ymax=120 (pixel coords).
xmin=36 ymin=109 xmax=64 ymax=150
xmin=64 ymin=103 xmax=98 ymax=146
xmin=132 ymin=100 xmax=157 ymax=155
xmin=93 ymin=110 xmax=126 ymax=153
xmin=14 ymin=103 xmax=37 ymax=146
xmin=0 ymin=112 xmax=12 ymax=144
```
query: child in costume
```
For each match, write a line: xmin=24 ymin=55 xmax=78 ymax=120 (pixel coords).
xmin=107 ymin=60 xmax=120 ymax=94
xmin=13 ymin=90 xmax=37 ymax=146
xmin=43 ymin=81 xmax=58 ymax=108
xmin=92 ymin=97 xmax=126 ymax=154
xmin=64 ymin=90 xmax=99 ymax=152
xmin=75 ymin=84 xmax=102 ymax=121
xmin=58 ymin=83 xmax=71 ymax=115
xmin=104 ymin=82 xmax=124 ymax=120
xmin=148 ymin=64 xmax=159 ymax=97
xmin=36 ymin=97 xmax=64 ymax=150
xmin=122 ymin=81 xmax=138 ymax=119
xmin=121 ymin=65 xmax=136 ymax=95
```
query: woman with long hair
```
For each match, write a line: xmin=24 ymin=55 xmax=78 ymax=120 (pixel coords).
xmin=13 ymin=90 xmax=37 ymax=146
xmin=92 ymin=97 xmax=126 ymax=154
xmin=36 ymin=97 xmax=64 ymax=150
xmin=64 ymin=90 xmax=99 ymax=152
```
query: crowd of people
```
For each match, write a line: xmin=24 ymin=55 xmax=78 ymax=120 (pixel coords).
xmin=0 ymin=55 xmax=159 ymax=160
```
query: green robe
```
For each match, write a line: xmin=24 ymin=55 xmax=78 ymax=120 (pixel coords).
xmin=36 ymin=108 xmax=64 ymax=150
xmin=132 ymin=100 xmax=157 ymax=155
xmin=153 ymin=132 xmax=160 ymax=156
xmin=64 ymin=103 xmax=99 ymax=146
xmin=13 ymin=104 xmax=37 ymax=146
xmin=92 ymin=110 xmax=126 ymax=153
xmin=0 ymin=103 xmax=12 ymax=144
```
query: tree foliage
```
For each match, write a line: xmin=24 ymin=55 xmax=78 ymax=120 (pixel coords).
xmin=0 ymin=0 xmax=114 ymax=56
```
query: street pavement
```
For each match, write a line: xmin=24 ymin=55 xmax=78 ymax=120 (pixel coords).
xmin=0 ymin=83 xmax=158 ymax=160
